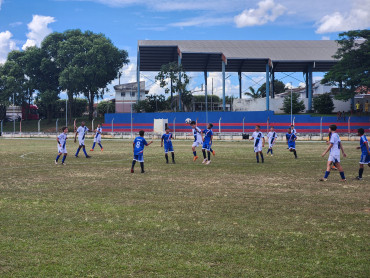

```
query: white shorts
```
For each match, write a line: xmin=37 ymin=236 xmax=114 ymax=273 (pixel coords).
xmin=254 ymin=145 xmax=262 ymax=152
xmin=58 ymin=145 xmax=67 ymax=154
xmin=268 ymin=143 xmax=275 ymax=148
xmin=328 ymin=154 xmax=340 ymax=163
xmin=94 ymin=135 xmax=101 ymax=143
xmin=78 ymin=139 xmax=85 ymax=146
xmin=192 ymin=141 xmax=203 ymax=148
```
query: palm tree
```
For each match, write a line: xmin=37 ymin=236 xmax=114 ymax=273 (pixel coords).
xmin=244 ymin=86 xmax=261 ymax=99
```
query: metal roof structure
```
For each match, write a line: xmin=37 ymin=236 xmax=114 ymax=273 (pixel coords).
xmin=138 ymin=40 xmax=339 ymax=72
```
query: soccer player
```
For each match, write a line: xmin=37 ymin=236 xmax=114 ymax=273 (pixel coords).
xmin=74 ymin=121 xmax=91 ymax=158
xmin=131 ymin=130 xmax=153 ymax=173
xmin=291 ymin=124 xmax=297 ymax=135
xmin=250 ymin=125 xmax=265 ymax=163
xmin=202 ymin=123 xmax=214 ymax=165
xmin=320 ymin=124 xmax=347 ymax=181
xmin=55 ymin=126 xmax=68 ymax=165
xmin=190 ymin=121 xmax=203 ymax=162
xmin=327 ymin=131 xmax=337 ymax=170
xmin=286 ymin=128 xmax=298 ymax=159
xmin=266 ymin=126 xmax=277 ymax=156
xmin=161 ymin=127 xmax=175 ymax=164
xmin=356 ymin=128 xmax=370 ymax=180
xmin=90 ymin=124 xmax=103 ymax=151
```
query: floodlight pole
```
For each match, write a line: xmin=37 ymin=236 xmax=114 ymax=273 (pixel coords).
xmin=13 ymin=93 xmax=15 ymax=134
xmin=290 ymin=83 xmax=293 ymax=124
xmin=38 ymin=119 xmax=41 ymax=134
xmin=56 ymin=118 xmax=59 ymax=133
xmin=204 ymin=71 xmax=208 ymax=123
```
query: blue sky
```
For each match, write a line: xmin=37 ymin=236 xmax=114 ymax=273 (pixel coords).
xmin=0 ymin=0 xmax=369 ymax=99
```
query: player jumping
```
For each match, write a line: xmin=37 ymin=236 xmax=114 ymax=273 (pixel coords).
xmin=202 ymin=123 xmax=214 ymax=165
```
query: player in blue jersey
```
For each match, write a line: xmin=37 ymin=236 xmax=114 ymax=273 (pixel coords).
xmin=202 ymin=123 xmax=214 ymax=165
xmin=131 ymin=130 xmax=153 ymax=173
xmin=266 ymin=126 xmax=277 ymax=156
xmin=286 ymin=128 xmax=298 ymax=159
xmin=90 ymin=124 xmax=103 ymax=151
xmin=55 ymin=126 xmax=68 ymax=165
xmin=320 ymin=124 xmax=347 ymax=181
xmin=250 ymin=125 xmax=265 ymax=163
xmin=356 ymin=128 xmax=370 ymax=180
xmin=161 ymin=127 xmax=175 ymax=164
xmin=74 ymin=121 xmax=91 ymax=158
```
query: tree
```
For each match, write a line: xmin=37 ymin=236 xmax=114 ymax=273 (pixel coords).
xmin=133 ymin=95 xmax=169 ymax=113
xmin=313 ymin=93 xmax=335 ymax=114
xmin=155 ymin=62 xmax=190 ymax=111
xmin=321 ymin=29 xmax=370 ymax=100
xmin=282 ymin=92 xmax=305 ymax=114
xmin=97 ymin=100 xmax=115 ymax=116
xmin=244 ymin=86 xmax=261 ymax=98
xmin=257 ymin=80 xmax=286 ymax=98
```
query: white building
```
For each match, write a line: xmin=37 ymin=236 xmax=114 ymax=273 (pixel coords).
xmin=114 ymin=81 xmax=148 ymax=113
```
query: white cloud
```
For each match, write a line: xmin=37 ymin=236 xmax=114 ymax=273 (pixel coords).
xmin=0 ymin=0 xmax=3 ymax=10
xmin=9 ymin=21 xmax=23 ymax=27
xmin=321 ymin=36 xmax=330 ymax=40
xmin=170 ymin=16 xmax=233 ymax=27
xmin=234 ymin=0 xmax=286 ymax=27
xmin=22 ymin=15 xmax=56 ymax=50
xmin=315 ymin=0 xmax=370 ymax=34
xmin=0 ymin=31 xmax=18 ymax=64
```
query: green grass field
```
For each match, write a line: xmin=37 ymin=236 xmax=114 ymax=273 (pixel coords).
xmin=0 ymin=138 xmax=369 ymax=277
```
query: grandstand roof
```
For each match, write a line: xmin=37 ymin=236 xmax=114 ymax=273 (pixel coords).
xmin=138 ymin=40 xmax=340 ymax=72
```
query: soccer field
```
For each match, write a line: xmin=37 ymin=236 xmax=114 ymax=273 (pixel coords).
xmin=0 ymin=138 xmax=369 ymax=277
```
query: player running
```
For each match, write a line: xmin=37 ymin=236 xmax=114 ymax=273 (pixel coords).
xmin=90 ymin=124 xmax=103 ymax=151
xmin=320 ymin=124 xmax=346 ymax=181
xmin=74 ymin=121 xmax=91 ymax=158
xmin=286 ymin=128 xmax=298 ymax=159
xmin=55 ymin=126 xmax=68 ymax=165
xmin=356 ymin=128 xmax=370 ymax=180
xmin=266 ymin=126 xmax=277 ymax=156
xmin=161 ymin=127 xmax=175 ymax=164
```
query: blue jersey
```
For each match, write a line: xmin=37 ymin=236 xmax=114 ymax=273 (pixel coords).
xmin=286 ymin=133 xmax=296 ymax=142
xmin=360 ymin=135 xmax=369 ymax=155
xmin=161 ymin=133 xmax=173 ymax=147
xmin=133 ymin=136 xmax=148 ymax=155
xmin=203 ymin=129 xmax=213 ymax=143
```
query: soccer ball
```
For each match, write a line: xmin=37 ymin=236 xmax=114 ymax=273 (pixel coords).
xmin=185 ymin=118 xmax=192 ymax=124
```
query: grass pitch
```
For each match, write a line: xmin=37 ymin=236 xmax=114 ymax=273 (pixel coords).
xmin=0 ymin=138 xmax=369 ymax=277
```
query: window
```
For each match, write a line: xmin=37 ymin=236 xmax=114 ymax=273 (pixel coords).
xmin=121 ymin=92 xmax=126 ymax=97
xmin=130 ymin=92 xmax=135 ymax=97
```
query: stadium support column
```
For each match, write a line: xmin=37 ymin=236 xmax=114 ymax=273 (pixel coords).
xmin=204 ymin=70 xmax=208 ymax=122
xmin=178 ymin=50 xmax=182 ymax=112
xmin=271 ymin=71 xmax=275 ymax=99
xmin=137 ymin=47 xmax=140 ymax=103
xmin=308 ymin=63 xmax=313 ymax=112
xmin=238 ymin=71 xmax=242 ymax=99
xmin=222 ymin=54 xmax=227 ymax=111
xmin=266 ymin=61 xmax=270 ymax=111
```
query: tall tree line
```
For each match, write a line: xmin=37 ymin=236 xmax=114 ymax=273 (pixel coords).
xmin=0 ymin=29 xmax=129 ymax=122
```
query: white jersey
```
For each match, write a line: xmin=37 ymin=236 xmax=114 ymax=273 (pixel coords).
xmin=267 ymin=131 xmax=277 ymax=145
xmin=77 ymin=126 xmax=89 ymax=142
xmin=291 ymin=128 xmax=297 ymax=135
xmin=329 ymin=133 xmax=341 ymax=156
xmin=94 ymin=127 xmax=102 ymax=143
xmin=57 ymin=133 xmax=67 ymax=153
xmin=252 ymin=131 xmax=264 ymax=147
xmin=192 ymin=127 xmax=203 ymax=143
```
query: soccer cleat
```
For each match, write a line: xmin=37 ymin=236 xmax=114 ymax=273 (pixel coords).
xmin=172 ymin=161 xmax=176 ymax=164
xmin=90 ymin=149 xmax=94 ymax=151
xmin=193 ymin=156 xmax=198 ymax=162
xmin=355 ymin=176 xmax=362 ymax=180
xmin=101 ymin=148 xmax=103 ymax=152
xmin=86 ymin=155 xmax=91 ymax=158
xmin=75 ymin=155 xmax=79 ymax=158
xmin=341 ymin=179 xmax=347 ymax=182
xmin=319 ymin=178 xmax=327 ymax=181
xmin=331 ymin=165 xmax=337 ymax=170
xmin=166 ymin=161 xmax=169 ymax=164
xmin=131 ymin=168 xmax=134 ymax=173
xmin=141 ymin=170 xmax=145 ymax=173
xmin=62 ymin=162 xmax=66 ymax=166
xmin=202 ymin=159 xmax=207 ymax=164
xmin=206 ymin=160 xmax=211 ymax=165
xmin=55 ymin=160 xmax=58 ymax=165
xmin=212 ymin=150 xmax=216 ymax=156
xmin=271 ymin=154 xmax=273 ymax=157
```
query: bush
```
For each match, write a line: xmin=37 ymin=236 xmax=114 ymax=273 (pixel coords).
xmin=282 ymin=93 xmax=305 ymax=114
xmin=313 ymin=93 xmax=335 ymax=114
xmin=97 ymin=101 xmax=115 ymax=116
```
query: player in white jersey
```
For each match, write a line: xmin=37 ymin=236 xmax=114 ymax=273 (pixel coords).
xmin=190 ymin=121 xmax=203 ymax=162
xmin=90 ymin=124 xmax=103 ymax=151
xmin=266 ymin=126 xmax=277 ymax=156
xmin=74 ymin=121 xmax=91 ymax=158
xmin=291 ymin=124 xmax=297 ymax=135
xmin=55 ymin=126 xmax=68 ymax=165
xmin=250 ymin=125 xmax=265 ymax=163
xmin=320 ymin=124 xmax=346 ymax=181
